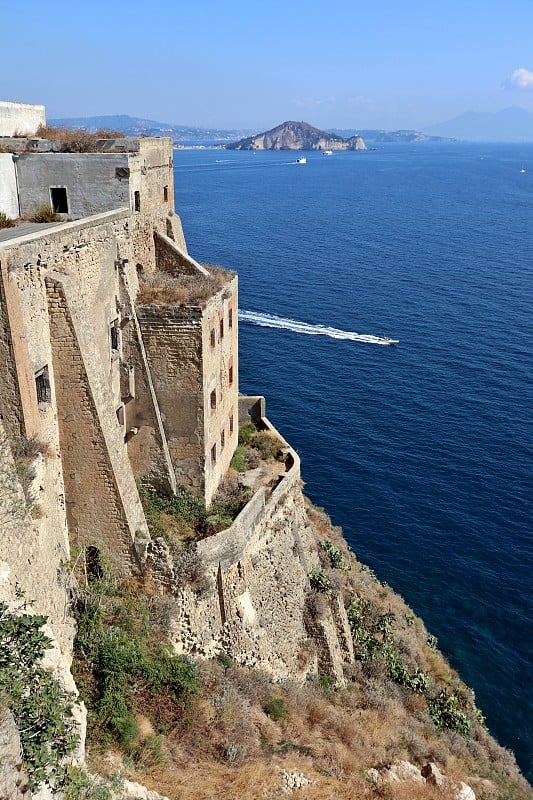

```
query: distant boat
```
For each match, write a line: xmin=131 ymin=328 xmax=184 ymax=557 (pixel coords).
xmin=381 ymin=337 xmax=399 ymax=345
xmin=323 ymin=149 xmax=333 ymax=156
xmin=520 ymin=166 xmax=526 ymax=173
xmin=296 ymin=157 xmax=307 ymax=164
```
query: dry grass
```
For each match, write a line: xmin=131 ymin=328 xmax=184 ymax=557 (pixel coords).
xmin=36 ymin=124 xmax=125 ymax=151
xmin=137 ymin=267 xmax=234 ymax=308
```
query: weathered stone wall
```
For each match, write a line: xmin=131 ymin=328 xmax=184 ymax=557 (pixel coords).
xmin=0 ymin=100 xmax=45 ymax=137
xmin=16 ymin=153 xmax=131 ymax=219
xmin=0 ymin=153 xmax=18 ymax=218
xmin=170 ymin=405 xmax=351 ymax=683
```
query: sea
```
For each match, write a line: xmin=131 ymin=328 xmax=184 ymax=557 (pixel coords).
xmin=173 ymin=143 xmax=533 ymax=780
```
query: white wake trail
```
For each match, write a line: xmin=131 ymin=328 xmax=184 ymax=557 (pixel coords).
xmin=238 ymin=310 xmax=398 ymax=346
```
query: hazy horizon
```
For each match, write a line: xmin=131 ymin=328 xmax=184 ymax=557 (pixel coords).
xmin=3 ymin=0 xmax=533 ymax=132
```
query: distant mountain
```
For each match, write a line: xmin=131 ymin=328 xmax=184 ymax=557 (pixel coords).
xmin=48 ymin=115 xmax=253 ymax=144
xmin=329 ymin=129 xmax=454 ymax=143
xmin=424 ymin=107 xmax=533 ymax=142
xmin=227 ymin=121 xmax=366 ymax=151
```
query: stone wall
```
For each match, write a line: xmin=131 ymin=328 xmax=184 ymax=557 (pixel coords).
xmin=0 ymin=153 xmax=18 ymax=218
xmin=0 ymin=100 xmax=45 ymax=137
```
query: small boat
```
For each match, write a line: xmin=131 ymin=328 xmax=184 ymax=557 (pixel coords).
xmin=520 ymin=166 xmax=526 ymax=173
xmin=381 ymin=337 xmax=399 ymax=345
xmin=323 ymin=149 xmax=333 ymax=156
xmin=296 ymin=157 xmax=307 ymax=164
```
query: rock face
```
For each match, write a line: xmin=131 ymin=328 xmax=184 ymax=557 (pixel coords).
xmin=227 ymin=120 xmax=366 ymax=151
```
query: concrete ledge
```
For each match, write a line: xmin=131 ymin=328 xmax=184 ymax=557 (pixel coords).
xmin=0 ymin=208 xmax=130 ymax=250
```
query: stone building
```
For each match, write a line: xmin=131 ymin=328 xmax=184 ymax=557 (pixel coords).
xmin=0 ymin=104 xmax=238 ymax=573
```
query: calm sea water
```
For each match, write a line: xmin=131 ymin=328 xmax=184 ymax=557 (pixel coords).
xmin=173 ymin=143 xmax=533 ymax=779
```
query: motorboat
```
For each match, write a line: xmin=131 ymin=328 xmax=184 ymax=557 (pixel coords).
xmin=323 ymin=149 xmax=333 ymax=156
xmin=381 ymin=337 xmax=399 ymax=345
xmin=296 ymin=157 xmax=307 ymax=164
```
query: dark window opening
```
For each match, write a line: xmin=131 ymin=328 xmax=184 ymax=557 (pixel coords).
xmin=229 ymin=366 xmax=233 ymax=386
xmin=211 ymin=443 xmax=217 ymax=465
xmin=210 ymin=328 xmax=216 ymax=348
xmin=229 ymin=413 xmax=234 ymax=434
xmin=35 ymin=366 xmax=51 ymax=405
xmin=210 ymin=389 xmax=217 ymax=411
xmin=115 ymin=166 xmax=130 ymax=179
xmin=50 ymin=187 xmax=68 ymax=214
xmin=219 ymin=318 xmax=224 ymax=340
xmin=134 ymin=191 xmax=141 ymax=212
xmin=111 ymin=319 xmax=120 ymax=355
xmin=85 ymin=545 xmax=104 ymax=582
xmin=228 ymin=308 xmax=233 ymax=329
xmin=221 ymin=429 xmax=225 ymax=450
xmin=163 ymin=185 xmax=169 ymax=202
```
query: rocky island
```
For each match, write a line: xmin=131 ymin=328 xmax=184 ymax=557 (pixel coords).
xmin=227 ymin=120 xmax=367 ymax=151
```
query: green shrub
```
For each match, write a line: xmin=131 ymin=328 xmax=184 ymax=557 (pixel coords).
xmin=320 ymin=540 xmax=350 ymax=571
xmin=309 ymin=567 xmax=333 ymax=597
xmin=0 ymin=602 xmax=79 ymax=791
xmin=264 ymin=697 xmax=290 ymax=722
xmin=428 ymin=688 xmax=471 ymax=736
xmin=0 ymin=211 xmax=15 ymax=229
xmin=230 ymin=446 xmax=247 ymax=472
xmin=238 ymin=423 xmax=256 ymax=445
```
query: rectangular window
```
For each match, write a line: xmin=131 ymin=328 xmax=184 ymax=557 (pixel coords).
xmin=110 ymin=319 xmax=120 ymax=356
xmin=134 ymin=191 xmax=141 ymax=212
xmin=211 ymin=443 xmax=217 ymax=465
xmin=50 ymin=187 xmax=68 ymax=214
xmin=219 ymin=318 xmax=224 ymax=341
xmin=221 ymin=429 xmax=225 ymax=450
xmin=210 ymin=328 xmax=216 ymax=348
xmin=229 ymin=413 xmax=234 ymax=434
xmin=228 ymin=308 xmax=233 ymax=329
xmin=163 ymin=185 xmax=169 ymax=202
xmin=229 ymin=365 xmax=234 ymax=386
xmin=210 ymin=389 xmax=217 ymax=411
xmin=35 ymin=366 xmax=51 ymax=405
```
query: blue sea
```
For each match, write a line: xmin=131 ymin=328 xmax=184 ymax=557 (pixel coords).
xmin=173 ymin=143 xmax=533 ymax=780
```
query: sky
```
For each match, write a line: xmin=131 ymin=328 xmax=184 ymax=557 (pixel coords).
xmin=2 ymin=0 xmax=533 ymax=131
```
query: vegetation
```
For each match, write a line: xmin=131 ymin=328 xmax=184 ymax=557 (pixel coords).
xmin=230 ymin=423 xmax=286 ymax=472
xmin=136 ymin=266 xmax=234 ymax=307
xmin=0 ymin=211 xmax=16 ymax=228
xmin=36 ymin=124 xmax=125 ymax=152
xmin=27 ymin=203 xmax=62 ymax=223
xmin=139 ymin=477 xmax=251 ymax=543
xmin=0 ymin=600 xmax=79 ymax=792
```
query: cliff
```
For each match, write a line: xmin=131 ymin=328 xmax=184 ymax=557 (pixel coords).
xmin=0 ymin=106 xmax=531 ymax=800
xmin=227 ymin=120 xmax=367 ymax=151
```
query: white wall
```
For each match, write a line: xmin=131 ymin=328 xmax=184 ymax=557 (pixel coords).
xmin=0 ymin=154 xmax=18 ymax=218
xmin=0 ymin=101 xmax=45 ymax=137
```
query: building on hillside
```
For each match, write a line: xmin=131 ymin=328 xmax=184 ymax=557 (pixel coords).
xmin=0 ymin=103 xmax=238 ymax=574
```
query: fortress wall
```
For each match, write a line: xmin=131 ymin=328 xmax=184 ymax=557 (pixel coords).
xmin=0 ymin=211 xmax=154 ymax=574
xmin=136 ymin=304 xmax=205 ymax=494
xmin=16 ymin=153 xmax=132 ymax=219
xmin=0 ymin=101 xmax=45 ymax=137
xmin=0 ymin=154 xmax=18 ymax=218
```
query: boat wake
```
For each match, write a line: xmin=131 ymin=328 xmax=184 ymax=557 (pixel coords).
xmin=238 ymin=310 xmax=398 ymax=345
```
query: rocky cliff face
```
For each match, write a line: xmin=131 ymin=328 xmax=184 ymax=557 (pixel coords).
xmin=228 ymin=120 xmax=367 ymax=151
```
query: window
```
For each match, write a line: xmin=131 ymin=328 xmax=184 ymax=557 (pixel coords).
xmin=211 ymin=443 xmax=217 ymax=465
xmin=219 ymin=318 xmax=224 ymax=341
xmin=35 ymin=366 xmax=51 ymax=405
xmin=221 ymin=429 xmax=225 ymax=450
xmin=163 ymin=185 xmax=169 ymax=202
xmin=210 ymin=328 xmax=216 ymax=348
xmin=134 ymin=191 xmax=141 ymax=212
xmin=228 ymin=308 xmax=233 ymax=329
xmin=110 ymin=319 xmax=121 ymax=356
xmin=210 ymin=389 xmax=217 ymax=411
xmin=50 ymin=187 xmax=68 ymax=214
xmin=229 ymin=413 xmax=234 ymax=434
xmin=229 ymin=364 xmax=234 ymax=386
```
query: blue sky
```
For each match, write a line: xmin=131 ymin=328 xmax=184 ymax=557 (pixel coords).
xmin=3 ymin=0 xmax=533 ymax=131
